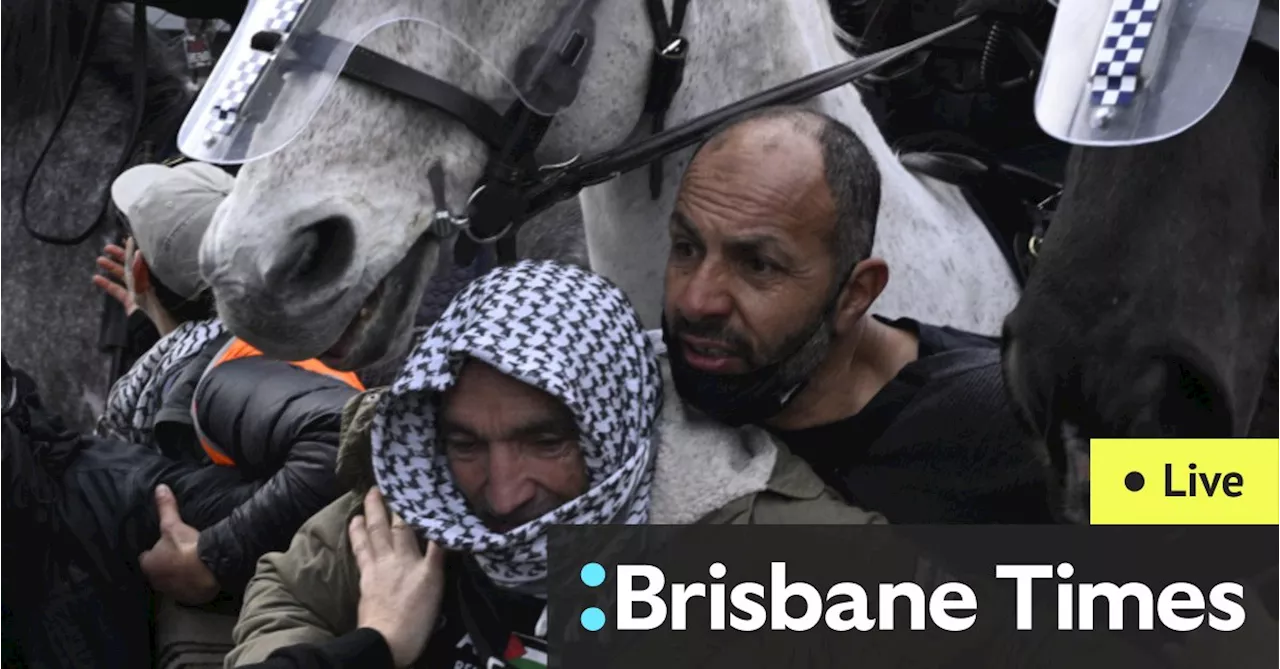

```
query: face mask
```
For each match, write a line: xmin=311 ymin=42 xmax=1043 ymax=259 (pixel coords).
xmin=662 ymin=281 xmax=845 ymax=427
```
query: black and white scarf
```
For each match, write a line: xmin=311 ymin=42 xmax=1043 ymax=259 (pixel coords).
xmin=95 ymin=317 xmax=225 ymax=445
xmin=371 ymin=260 xmax=663 ymax=589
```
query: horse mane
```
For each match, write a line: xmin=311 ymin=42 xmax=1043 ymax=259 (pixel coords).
xmin=1 ymin=0 xmax=191 ymax=126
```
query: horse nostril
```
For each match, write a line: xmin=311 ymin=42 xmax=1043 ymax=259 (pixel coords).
xmin=270 ymin=214 xmax=355 ymax=290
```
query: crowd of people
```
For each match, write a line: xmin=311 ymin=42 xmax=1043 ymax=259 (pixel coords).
xmin=3 ymin=0 xmax=1275 ymax=662
xmin=0 ymin=103 xmax=1077 ymax=669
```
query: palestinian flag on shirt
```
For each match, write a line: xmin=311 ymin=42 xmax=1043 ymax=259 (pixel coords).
xmin=503 ymin=633 xmax=548 ymax=669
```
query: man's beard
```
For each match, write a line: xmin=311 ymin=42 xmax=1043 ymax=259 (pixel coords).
xmin=663 ymin=307 xmax=835 ymax=427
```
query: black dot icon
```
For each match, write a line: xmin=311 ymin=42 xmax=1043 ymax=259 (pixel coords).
xmin=1125 ymin=471 xmax=1145 ymax=492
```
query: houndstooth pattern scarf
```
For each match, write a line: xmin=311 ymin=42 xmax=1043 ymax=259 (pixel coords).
xmin=371 ymin=260 xmax=663 ymax=589
xmin=95 ymin=317 xmax=225 ymax=445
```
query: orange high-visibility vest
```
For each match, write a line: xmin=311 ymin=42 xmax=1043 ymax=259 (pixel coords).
xmin=192 ymin=338 xmax=364 ymax=466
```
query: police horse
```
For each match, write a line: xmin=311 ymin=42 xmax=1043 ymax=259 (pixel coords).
xmin=1001 ymin=0 xmax=1279 ymax=523
xmin=184 ymin=0 xmax=1025 ymax=373
xmin=0 ymin=0 xmax=508 ymax=425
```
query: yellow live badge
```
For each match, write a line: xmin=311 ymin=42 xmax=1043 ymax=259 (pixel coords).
xmin=1090 ymin=439 xmax=1279 ymax=525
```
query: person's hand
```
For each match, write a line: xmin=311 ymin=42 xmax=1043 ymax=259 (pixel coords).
xmin=349 ymin=487 xmax=446 ymax=669
xmin=139 ymin=484 xmax=221 ymax=605
xmin=91 ymin=243 xmax=138 ymax=315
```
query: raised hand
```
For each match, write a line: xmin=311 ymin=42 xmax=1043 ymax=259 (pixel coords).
xmin=349 ymin=487 xmax=447 ymax=669
xmin=91 ymin=243 xmax=137 ymax=315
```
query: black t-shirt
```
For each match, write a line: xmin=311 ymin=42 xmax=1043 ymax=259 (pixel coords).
xmin=248 ymin=555 xmax=548 ymax=669
xmin=774 ymin=316 xmax=1054 ymax=524
xmin=418 ymin=556 xmax=548 ymax=669
xmin=883 ymin=315 xmax=1002 ymax=354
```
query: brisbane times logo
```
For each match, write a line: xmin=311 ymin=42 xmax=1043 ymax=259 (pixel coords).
xmin=572 ymin=560 xmax=1248 ymax=633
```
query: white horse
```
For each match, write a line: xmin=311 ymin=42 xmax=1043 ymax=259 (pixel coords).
xmin=198 ymin=0 xmax=1020 ymax=371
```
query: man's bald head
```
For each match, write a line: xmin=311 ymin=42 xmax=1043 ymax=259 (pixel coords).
xmin=689 ymin=106 xmax=881 ymax=274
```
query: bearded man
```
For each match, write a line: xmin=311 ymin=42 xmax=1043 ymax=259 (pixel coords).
xmin=661 ymin=105 xmax=1055 ymax=524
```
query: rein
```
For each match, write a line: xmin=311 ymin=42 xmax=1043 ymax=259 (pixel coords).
xmin=523 ymin=17 xmax=982 ymax=220
xmin=17 ymin=0 xmax=151 ymax=247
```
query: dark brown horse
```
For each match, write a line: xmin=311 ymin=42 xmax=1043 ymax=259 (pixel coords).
xmin=1002 ymin=35 xmax=1278 ymax=522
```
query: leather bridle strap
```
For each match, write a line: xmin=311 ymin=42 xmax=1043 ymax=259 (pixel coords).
xmin=632 ymin=0 xmax=692 ymax=198
xmin=452 ymin=104 xmax=554 ymax=265
xmin=341 ymin=45 xmax=513 ymax=150
xmin=333 ymin=1 xmax=604 ymax=265
xmin=339 ymin=43 xmax=554 ymax=265
xmin=456 ymin=0 xmax=603 ymax=264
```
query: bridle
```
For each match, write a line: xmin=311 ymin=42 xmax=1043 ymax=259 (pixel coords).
xmin=339 ymin=0 xmax=1268 ymax=278
xmin=291 ymin=3 xmax=983 ymax=265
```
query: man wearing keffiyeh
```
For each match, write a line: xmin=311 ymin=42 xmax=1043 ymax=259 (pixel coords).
xmin=227 ymin=260 xmax=883 ymax=669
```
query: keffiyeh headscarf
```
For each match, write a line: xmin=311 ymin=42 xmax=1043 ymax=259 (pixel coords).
xmin=371 ymin=260 xmax=663 ymax=589
xmin=96 ymin=317 xmax=225 ymax=445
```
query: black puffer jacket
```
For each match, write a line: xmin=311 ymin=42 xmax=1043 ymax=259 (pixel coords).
xmin=131 ymin=332 xmax=366 ymax=593
xmin=3 ymin=354 xmax=244 ymax=668
xmin=187 ymin=353 xmax=361 ymax=594
xmin=3 ymin=346 xmax=357 ymax=665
